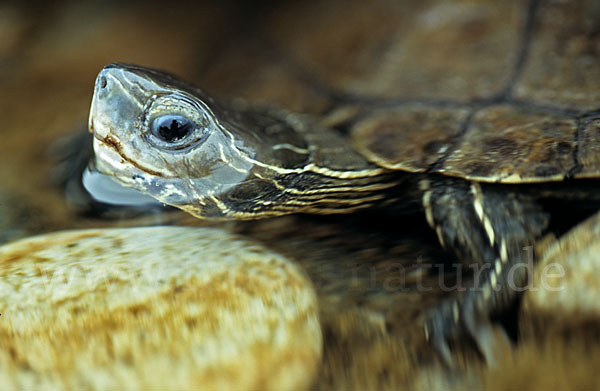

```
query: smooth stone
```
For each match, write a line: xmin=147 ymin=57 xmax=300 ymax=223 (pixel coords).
xmin=0 ymin=226 xmax=321 ymax=390
xmin=524 ymin=211 xmax=600 ymax=319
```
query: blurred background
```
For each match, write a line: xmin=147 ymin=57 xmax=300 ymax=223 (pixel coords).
xmin=2 ymin=1 xmax=600 ymax=389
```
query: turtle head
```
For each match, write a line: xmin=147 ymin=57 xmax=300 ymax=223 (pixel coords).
xmin=90 ymin=63 xmax=364 ymax=219
xmin=89 ymin=63 xmax=258 ymax=218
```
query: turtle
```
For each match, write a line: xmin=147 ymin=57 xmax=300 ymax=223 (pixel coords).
xmin=86 ymin=0 xmax=600 ymax=362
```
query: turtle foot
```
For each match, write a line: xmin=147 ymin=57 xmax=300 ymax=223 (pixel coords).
xmin=425 ymin=299 xmax=513 ymax=367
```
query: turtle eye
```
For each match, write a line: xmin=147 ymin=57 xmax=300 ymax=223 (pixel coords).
xmin=151 ymin=114 xmax=195 ymax=143
xmin=143 ymin=93 xmax=212 ymax=151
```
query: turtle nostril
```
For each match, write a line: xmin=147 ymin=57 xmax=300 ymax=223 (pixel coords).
xmin=99 ymin=76 xmax=107 ymax=89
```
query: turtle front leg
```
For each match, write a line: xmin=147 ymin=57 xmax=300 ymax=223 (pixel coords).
xmin=419 ymin=176 xmax=548 ymax=364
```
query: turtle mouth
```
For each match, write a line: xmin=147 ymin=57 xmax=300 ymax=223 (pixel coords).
xmin=94 ymin=133 xmax=170 ymax=178
xmin=91 ymin=137 xmax=195 ymax=206
xmin=92 ymin=136 xmax=156 ymax=187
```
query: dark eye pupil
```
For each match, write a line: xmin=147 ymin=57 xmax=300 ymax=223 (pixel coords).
xmin=152 ymin=115 xmax=194 ymax=143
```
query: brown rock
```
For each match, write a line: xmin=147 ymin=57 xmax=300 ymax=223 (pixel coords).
xmin=0 ymin=226 xmax=321 ymax=390
xmin=524 ymin=211 xmax=600 ymax=319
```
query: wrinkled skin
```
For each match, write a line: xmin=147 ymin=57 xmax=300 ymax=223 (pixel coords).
xmin=91 ymin=64 xmax=392 ymax=219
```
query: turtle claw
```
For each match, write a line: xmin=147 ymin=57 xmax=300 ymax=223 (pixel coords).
xmin=430 ymin=329 xmax=454 ymax=367
xmin=464 ymin=311 xmax=512 ymax=367
xmin=424 ymin=305 xmax=460 ymax=367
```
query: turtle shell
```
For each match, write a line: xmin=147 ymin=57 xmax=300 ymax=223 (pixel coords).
xmin=200 ymin=0 xmax=600 ymax=184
